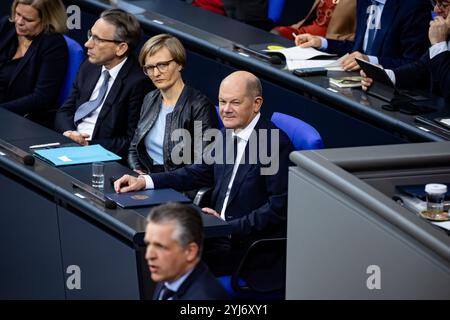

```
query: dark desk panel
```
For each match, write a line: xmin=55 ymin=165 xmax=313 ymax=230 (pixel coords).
xmin=0 ymin=169 xmax=65 ymax=299
xmin=0 ymin=108 xmax=230 ymax=299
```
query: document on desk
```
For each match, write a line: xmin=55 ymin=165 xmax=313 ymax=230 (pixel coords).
xmin=431 ymin=220 xmax=450 ymax=231
xmin=265 ymin=46 xmax=342 ymax=71
xmin=34 ymin=144 xmax=120 ymax=166
xmin=105 ymin=189 xmax=191 ymax=208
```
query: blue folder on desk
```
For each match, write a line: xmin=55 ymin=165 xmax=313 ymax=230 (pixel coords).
xmin=34 ymin=144 xmax=120 ymax=166
xmin=105 ymin=189 xmax=191 ymax=208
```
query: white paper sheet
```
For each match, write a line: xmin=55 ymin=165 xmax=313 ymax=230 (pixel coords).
xmin=265 ymin=46 xmax=336 ymax=60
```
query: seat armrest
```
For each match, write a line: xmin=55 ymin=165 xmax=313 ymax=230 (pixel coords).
xmin=193 ymin=186 xmax=213 ymax=207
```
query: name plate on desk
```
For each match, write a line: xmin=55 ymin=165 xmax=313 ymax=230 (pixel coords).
xmin=105 ymin=189 xmax=190 ymax=208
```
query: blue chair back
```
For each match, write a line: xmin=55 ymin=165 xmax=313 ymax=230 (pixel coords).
xmin=268 ymin=0 xmax=285 ymax=23
xmin=58 ymin=36 xmax=84 ymax=106
xmin=271 ymin=112 xmax=323 ymax=150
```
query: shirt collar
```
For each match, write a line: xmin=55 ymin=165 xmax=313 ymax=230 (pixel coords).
xmin=373 ymin=0 xmax=386 ymax=5
xmin=232 ymin=113 xmax=261 ymax=142
xmin=101 ymin=57 xmax=127 ymax=81
xmin=164 ymin=267 xmax=194 ymax=293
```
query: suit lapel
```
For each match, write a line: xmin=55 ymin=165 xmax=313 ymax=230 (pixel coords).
xmin=92 ymin=58 xmax=131 ymax=137
xmin=172 ymin=263 xmax=203 ymax=300
xmin=81 ymin=65 xmax=102 ymax=103
xmin=370 ymin=0 xmax=398 ymax=56
xmin=0 ymin=25 xmax=16 ymax=58
xmin=9 ymin=35 xmax=42 ymax=86
xmin=225 ymin=159 xmax=252 ymax=208
xmin=152 ymin=282 xmax=163 ymax=300
xmin=353 ymin=0 xmax=372 ymax=51
xmin=225 ymin=118 xmax=264 ymax=208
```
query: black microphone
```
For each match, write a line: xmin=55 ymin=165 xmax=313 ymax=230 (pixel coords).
xmin=105 ymin=198 xmax=118 ymax=210
xmin=0 ymin=139 xmax=35 ymax=166
xmin=233 ymin=43 xmax=283 ymax=65
xmin=23 ymin=154 xmax=35 ymax=166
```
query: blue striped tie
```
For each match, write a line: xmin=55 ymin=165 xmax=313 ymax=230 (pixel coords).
xmin=74 ymin=70 xmax=111 ymax=125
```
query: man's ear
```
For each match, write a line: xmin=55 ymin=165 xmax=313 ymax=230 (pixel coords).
xmin=185 ymin=242 xmax=199 ymax=263
xmin=116 ymin=42 xmax=129 ymax=57
xmin=253 ymin=96 xmax=263 ymax=113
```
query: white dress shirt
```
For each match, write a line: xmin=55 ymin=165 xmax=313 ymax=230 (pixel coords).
xmin=76 ymin=58 xmax=128 ymax=139
xmin=143 ymin=113 xmax=261 ymax=220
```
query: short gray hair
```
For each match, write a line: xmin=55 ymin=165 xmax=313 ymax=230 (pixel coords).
xmin=246 ymin=76 xmax=262 ymax=98
xmin=146 ymin=203 xmax=203 ymax=256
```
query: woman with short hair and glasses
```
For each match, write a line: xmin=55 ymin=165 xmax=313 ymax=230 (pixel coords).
xmin=0 ymin=0 xmax=68 ymax=125
xmin=128 ymin=34 xmax=218 ymax=174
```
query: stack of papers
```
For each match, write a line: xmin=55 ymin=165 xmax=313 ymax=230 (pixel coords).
xmin=265 ymin=46 xmax=344 ymax=71
xmin=34 ymin=144 xmax=121 ymax=166
xmin=329 ymin=76 xmax=362 ymax=88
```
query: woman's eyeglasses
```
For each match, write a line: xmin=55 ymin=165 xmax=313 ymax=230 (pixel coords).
xmin=142 ymin=59 xmax=174 ymax=75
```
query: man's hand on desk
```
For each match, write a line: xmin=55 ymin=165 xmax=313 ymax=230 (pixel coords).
xmin=202 ymin=207 xmax=222 ymax=219
xmin=114 ymin=174 xmax=146 ymax=193
xmin=341 ymin=51 xmax=368 ymax=71
xmin=294 ymin=33 xmax=321 ymax=48
xmin=63 ymin=131 xmax=90 ymax=146
xmin=360 ymin=70 xmax=373 ymax=91
xmin=428 ymin=15 xmax=450 ymax=45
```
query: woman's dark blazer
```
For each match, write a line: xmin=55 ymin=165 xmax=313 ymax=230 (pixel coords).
xmin=128 ymin=85 xmax=219 ymax=173
xmin=0 ymin=17 xmax=68 ymax=117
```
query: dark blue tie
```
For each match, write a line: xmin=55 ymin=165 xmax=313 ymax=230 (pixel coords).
xmin=365 ymin=0 xmax=379 ymax=55
xmin=215 ymin=135 xmax=239 ymax=215
xmin=159 ymin=285 xmax=176 ymax=300
xmin=74 ymin=70 xmax=111 ymax=125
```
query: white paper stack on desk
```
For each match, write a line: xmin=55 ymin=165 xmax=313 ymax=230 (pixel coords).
xmin=265 ymin=46 xmax=346 ymax=71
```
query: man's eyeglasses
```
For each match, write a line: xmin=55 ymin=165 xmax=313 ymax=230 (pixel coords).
xmin=142 ymin=59 xmax=174 ymax=76
xmin=87 ymin=29 xmax=122 ymax=45
xmin=431 ymin=0 xmax=450 ymax=9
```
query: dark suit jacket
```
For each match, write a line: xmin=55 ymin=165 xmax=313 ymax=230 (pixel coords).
xmin=393 ymin=44 xmax=450 ymax=101
xmin=151 ymin=117 xmax=292 ymax=290
xmin=429 ymin=51 xmax=450 ymax=101
xmin=54 ymin=56 xmax=153 ymax=157
xmin=151 ymin=117 xmax=293 ymax=244
xmin=0 ymin=17 xmax=68 ymax=116
xmin=152 ymin=261 xmax=229 ymax=300
xmin=326 ymin=0 xmax=431 ymax=69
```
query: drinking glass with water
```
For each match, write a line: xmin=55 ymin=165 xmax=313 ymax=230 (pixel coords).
xmin=92 ymin=162 xmax=105 ymax=189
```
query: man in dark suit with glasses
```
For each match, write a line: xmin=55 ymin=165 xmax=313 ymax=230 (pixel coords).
xmin=55 ymin=9 xmax=153 ymax=157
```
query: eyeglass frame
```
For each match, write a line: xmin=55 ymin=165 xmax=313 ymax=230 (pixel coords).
xmin=87 ymin=29 xmax=123 ymax=45
xmin=142 ymin=59 xmax=175 ymax=76
xmin=431 ymin=0 xmax=450 ymax=9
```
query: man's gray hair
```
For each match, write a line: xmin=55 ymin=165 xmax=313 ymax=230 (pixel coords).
xmin=146 ymin=203 xmax=203 ymax=255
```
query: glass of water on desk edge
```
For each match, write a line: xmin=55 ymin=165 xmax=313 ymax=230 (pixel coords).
xmin=92 ymin=162 xmax=105 ymax=189
xmin=425 ymin=183 xmax=447 ymax=216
